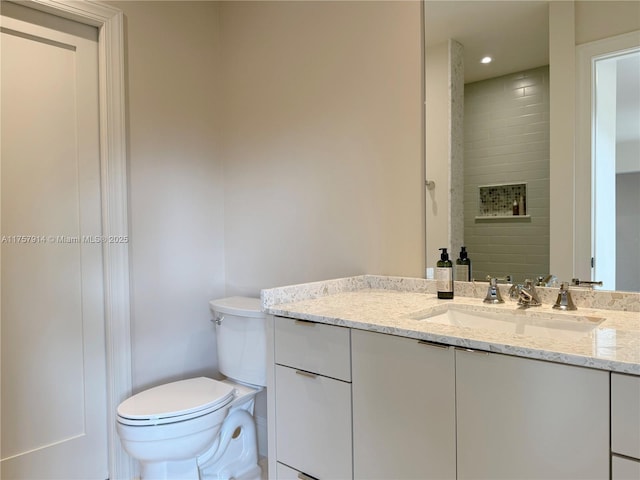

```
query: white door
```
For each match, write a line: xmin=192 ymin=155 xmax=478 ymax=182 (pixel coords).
xmin=591 ymin=48 xmax=640 ymax=291
xmin=1 ymin=2 xmax=108 ymax=479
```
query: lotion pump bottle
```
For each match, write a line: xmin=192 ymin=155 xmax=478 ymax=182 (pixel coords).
xmin=456 ymin=246 xmax=472 ymax=282
xmin=437 ymin=248 xmax=454 ymax=299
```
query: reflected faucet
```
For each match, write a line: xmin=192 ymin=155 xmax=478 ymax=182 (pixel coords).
xmin=515 ymin=280 xmax=542 ymax=307
xmin=536 ymin=275 xmax=557 ymax=287
xmin=483 ymin=277 xmax=505 ymax=304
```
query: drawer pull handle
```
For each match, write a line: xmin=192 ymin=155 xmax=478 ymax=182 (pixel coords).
xmin=294 ymin=319 xmax=315 ymax=326
xmin=295 ymin=370 xmax=317 ymax=379
xmin=418 ymin=340 xmax=449 ymax=349
xmin=456 ymin=347 xmax=489 ymax=355
xmin=298 ymin=473 xmax=320 ymax=480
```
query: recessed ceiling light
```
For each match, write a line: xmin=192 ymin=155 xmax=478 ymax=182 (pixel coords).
xmin=481 ymin=56 xmax=492 ymax=64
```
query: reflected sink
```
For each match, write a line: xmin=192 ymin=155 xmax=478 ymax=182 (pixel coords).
xmin=412 ymin=305 xmax=605 ymax=340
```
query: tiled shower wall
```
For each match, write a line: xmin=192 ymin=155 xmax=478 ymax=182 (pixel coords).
xmin=463 ymin=66 xmax=550 ymax=283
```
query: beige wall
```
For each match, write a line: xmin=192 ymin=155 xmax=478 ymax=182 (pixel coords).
xmin=550 ymin=0 xmax=640 ymax=282
xmin=108 ymin=1 xmax=225 ymax=391
xmin=425 ymin=41 xmax=450 ymax=271
xmin=220 ymin=1 xmax=424 ymax=295
xmin=106 ymin=0 xmax=423 ymax=393
xmin=575 ymin=0 xmax=640 ymax=45
xmin=549 ymin=0 xmax=576 ymax=282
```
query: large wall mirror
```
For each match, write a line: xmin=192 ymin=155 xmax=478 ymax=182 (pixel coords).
xmin=424 ymin=0 xmax=640 ymax=292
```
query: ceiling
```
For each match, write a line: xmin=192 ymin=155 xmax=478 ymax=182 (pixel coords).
xmin=424 ymin=1 xmax=550 ymax=83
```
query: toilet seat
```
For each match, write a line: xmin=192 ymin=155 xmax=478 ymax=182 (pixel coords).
xmin=117 ymin=377 xmax=235 ymax=426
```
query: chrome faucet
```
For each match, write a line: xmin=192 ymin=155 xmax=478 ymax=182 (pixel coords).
xmin=516 ymin=279 xmax=541 ymax=307
xmin=483 ymin=277 xmax=505 ymax=304
xmin=553 ymin=283 xmax=577 ymax=311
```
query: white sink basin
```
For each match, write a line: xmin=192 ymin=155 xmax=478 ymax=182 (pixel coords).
xmin=412 ymin=305 xmax=605 ymax=340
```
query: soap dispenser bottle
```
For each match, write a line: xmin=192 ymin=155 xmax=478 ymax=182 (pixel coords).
xmin=437 ymin=248 xmax=454 ymax=299
xmin=456 ymin=246 xmax=472 ymax=282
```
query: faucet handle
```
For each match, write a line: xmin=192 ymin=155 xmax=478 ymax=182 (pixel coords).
xmin=486 ymin=275 xmax=512 ymax=283
xmin=536 ymin=275 xmax=557 ymax=287
xmin=553 ymin=282 xmax=577 ymax=311
xmin=571 ymin=278 xmax=603 ymax=289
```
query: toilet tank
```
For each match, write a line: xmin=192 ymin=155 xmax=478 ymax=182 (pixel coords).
xmin=209 ymin=296 xmax=266 ymax=387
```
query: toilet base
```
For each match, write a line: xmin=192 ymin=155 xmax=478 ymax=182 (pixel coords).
xmin=198 ymin=408 xmax=260 ymax=480
xmin=200 ymin=464 xmax=261 ymax=480
xmin=140 ymin=458 xmax=199 ymax=480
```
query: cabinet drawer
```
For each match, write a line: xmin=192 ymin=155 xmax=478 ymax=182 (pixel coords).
xmin=274 ymin=316 xmax=351 ymax=381
xmin=612 ymin=373 xmax=640 ymax=459
xmin=352 ymin=330 xmax=456 ymax=479
xmin=456 ymin=350 xmax=609 ymax=479
xmin=275 ymin=365 xmax=352 ymax=479
xmin=612 ymin=455 xmax=640 ymax=480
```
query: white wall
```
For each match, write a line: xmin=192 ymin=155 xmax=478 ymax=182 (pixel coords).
xmin=219 ymin=1 xmax=424 ymax=295
xmin=108 ymin=1 xmax=225 ymax=392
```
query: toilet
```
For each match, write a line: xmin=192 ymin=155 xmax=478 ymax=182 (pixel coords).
xmin=116 ymin=296 xmax=266 ymax=480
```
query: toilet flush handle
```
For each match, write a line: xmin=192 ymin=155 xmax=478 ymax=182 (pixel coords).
xmin=212 ymin=314 xmax=224 ymax=325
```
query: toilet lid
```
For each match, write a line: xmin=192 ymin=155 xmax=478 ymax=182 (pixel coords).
xmin=209 ymin=296 xmax=264 ymax=318
xmin=117 ymin=377 xmax=234 ymax=426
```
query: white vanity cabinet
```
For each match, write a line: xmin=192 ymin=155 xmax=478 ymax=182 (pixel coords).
xmin=273 ymin=317 xmax=352 ymax=480
xmin=270 ymin=316 xmax=618 ymax=480
xmin=455 ymin=348 xmax=610 ymax=480
xmin=351 ymin=329 xmax=456 ymax=479
xmin=611 ymin=373 xmax=640 ymax=479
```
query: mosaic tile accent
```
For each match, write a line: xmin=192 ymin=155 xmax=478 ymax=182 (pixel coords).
xmin=479 ymin=183 xmax=527 ymax=216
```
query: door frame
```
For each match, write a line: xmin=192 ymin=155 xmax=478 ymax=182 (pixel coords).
xmin=575 ymin=30 xmax=640 ymax=285
xmin=8 ymin=1 xmax=133 ymax=478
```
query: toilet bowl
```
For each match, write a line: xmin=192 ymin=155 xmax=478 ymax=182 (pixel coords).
xmin=116 ymin=297 xmax=266 ymax=480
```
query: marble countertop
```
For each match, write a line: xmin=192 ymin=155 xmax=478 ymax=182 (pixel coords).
xmin=262 ymin=276 xmax=640 ymax=375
